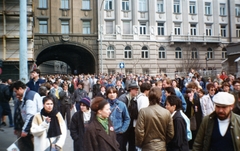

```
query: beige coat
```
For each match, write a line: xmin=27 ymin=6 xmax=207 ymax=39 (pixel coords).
xmin=31 ymin=112 xmax=67 ymax=151
xmin=135 ymin=104 xmax=174 ymax=151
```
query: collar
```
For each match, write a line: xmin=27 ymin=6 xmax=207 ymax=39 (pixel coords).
xmin=171 ymin=111 xmax=177 ymax=117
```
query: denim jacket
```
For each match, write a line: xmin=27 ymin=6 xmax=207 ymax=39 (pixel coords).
xmin=108 ymin=99 xmax=130 ymax=134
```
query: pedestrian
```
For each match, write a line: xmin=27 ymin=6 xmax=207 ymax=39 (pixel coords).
xmin=135 ymin=87 xmax=174 ymax=151
xmin=73 ymin=82 xmax=88 ymax=111
xmin=165 ymin=95 xmax=189 ymax=151
xmin=92 ymin=80 xmax=101 ymax=98
xmin=193 ymin=92 xmax=240 ymax=150
xmin=70 ymin=97 xmax=94 ymax=151
xmin=83 ymin=96 xmax=119 ymax=151
xmin=50 ymin=81 xmax=63 ymax=111
xmin=12 ymin=81 xmax=43 ymax=151
xmin=96 ymin=85 xmax=107 ymax=99
xmin=31 ymin=96 xmax=67 ymax=151
xmin=106 ymin=87 xmax=130 ymax=151
xmin=59 ymin=84 xmax=72 ymax=129
xmin=26 ymin=69 xmax=45 ymax=92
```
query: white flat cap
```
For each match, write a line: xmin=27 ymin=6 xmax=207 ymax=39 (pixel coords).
xmin=213 ymin=92 xmax=235 ymax=106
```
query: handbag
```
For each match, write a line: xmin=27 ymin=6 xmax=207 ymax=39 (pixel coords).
xmin=190 ymin=115 xmax=197 ymax=131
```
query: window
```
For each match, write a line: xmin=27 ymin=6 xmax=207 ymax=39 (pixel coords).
xmin=207 ymin=48 xmax=213 ymax=59
xmin=159 ymin=47 xmax=165 ymax=59
xmin=236 ymin=5 xmax=240 ymax=16
xmin=157 ymin=0 xmax=164 ymax=12
xmin=106 ymin=21 xmax=113 ymax=34
xmin=125 ymin=69 xmax=133 ymax=74
xmin=39 ymin=20 xmax=48 ymax=33
xmin=61 ymin=20 xmax=69 ymax=34
xmin=141 ymin=46 xmax=148 ymax=58
xmin=123 ymin=21 xmax=130 ymax=34
xmin=108 ymin=69 xmax=115 ymax=75
xmin=236 ymin=26 xmax=240 ymax=37
xmin=157 ymin=23 xmax=164 ymax=35
xmin=61 ymin=0 xmax=69 ymax=9
xmin=175 ymin=47 xmax=182 ymax=59
xmin=105 ymin=0 xmax=112 ymax=10
xmin=140 ymin=23 xmax=146 ymax=35
xmin=83 ymin=21 xmax=90 ymax=34
xmin=122 ymin=0 xmax=129 ymax=11
xmin=39 ymin=0 xmax=47 ymax=8
xmin=222 ymin=48 xmax=227 ymax=59
xmin=205 ymin=2 xmax=211 ymax=15
xmin=206 ymin=24 xmax=212 ymax=36
xmin=174 ymin=0 xmax=180 ymax=13
xmin=174 ymin=23 xmax=181 ymax=35
xmin=159 ymin=68 xmax=166 ymax=73
xmin=220 ymin=3 xmax=226 ymax=15
xmin=139 ymin=0 xmax=147 ymax=11
xmin=82 ymin=0 xmax=90 ymax=9
xmin=124 ymin=46 xmax=132 ymax=59
xmin=190 ymin=24 xmax=197 ymax=35
xmin=191 ymin=48 xmax=198 ymax=59
xmin=107 ymin=45 xmax=115 ymax=59
xmin=189 ymin=1 xmax=196 ymax=14
xmin=221 ymin=25 xmax=226 ymax=37
xmin=142 ymin=68 xmax=149 ymax=74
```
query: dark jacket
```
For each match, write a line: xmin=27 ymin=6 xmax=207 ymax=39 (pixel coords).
xmin=193 ymin=112 xmax=240 ymax=151
xmin=70 ymin=111 xmax=95 ymax=151
xmin=115 ymin=86 xmax=125 ymax=98
xmin=0 ymin=84 xmax=11 ymax=103
xmin=83 ymin=116 xmax=119 ymax=151
xmin=26 ymin=78 xmax=45 ymax=92
xmin=92 ymin=84 xmax=101 ymax=98
xmin=167 ymin=110 xmax=189 ymax=151
xmin=73 ymin=89 xmax=88 ymax=103
xmin=96 ymin=92 xmax=107 ymax=99
xmin=59 ymin=90 xmax=72 ymax=105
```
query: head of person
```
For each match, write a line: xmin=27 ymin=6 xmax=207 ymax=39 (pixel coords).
xmin=91 ymin=97 xmax=111 ymax=119
xmin=186 ymin=82 xmax=198 ymax=92
xmin=165 ymin=95 xmax=182 ymax=114
xmin=213 ymin=81 xmax=219 ymax=89
xmin=31 ymin=69 xmax=41 ymax=79
xmin=128 ymin=82 xmax=139 ymax=97
xmin=165 ymin=87 xmax=176 ymax=97
xmin=80 ymin=97 xmax=91 ymax=112
xmin=140 ymin=83 xmax=151 ymax=96
xmin=100 ymin=86 xmax=106 ymax=92
xmin=12 ymin=81 xmax=27 ymax=100
xmin=207 ymin=83 xmax=215 ymax=96
xmin=198 ymin=89 xmax=205 ymax=98
xmin=77 ymin=82 xmax=84 ymax=89
xmin=96 ymin=80 xmax=100 ymax=84
xmin=171 ymin=80 xmax=178 ymax=88
xmin=53 ymin=81 xmax=59 ymax=88
xmin=222 ymin=82 xmax=230 ymax=92
xmin=148 ymin=87 xmax=162 ymax=105
xmin=62 ymin=84 xmax=68 ymax=91
xmin=162 ymin=78 xmax=172 ymax=88
xmin=186 ymin=88 xmax=194 ymax=98
xmin=233 ymin=80 xmax=240 ymax=91
xmin=116 ymin=80 xmax=122 ymax=87
xmin=38 ymin=86 xmax=48 ymax=97
xmin=106 ymin=87 xmax=117 ymax=100
xmin=43 ymin=96 xmax=54 ymax=113
xmin=212 ymin=92 xmax=235 ymax=120
xmin=155 ymin=80 xmax=163 ymax=89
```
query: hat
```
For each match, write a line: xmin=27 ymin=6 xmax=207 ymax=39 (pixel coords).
xmin=31 ymin=69 xmax=41 ymax=75
xmin=128 ymin=82 xmax=139 ymax=90
xmin=212 ymin=92 xmax=235 ymax=106
xmin=80 ymin=97 xmax=91 ymax=107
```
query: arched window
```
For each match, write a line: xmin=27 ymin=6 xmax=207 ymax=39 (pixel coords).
xmin=191 ymin=48 xmax=198 ymax=59
xmin=222 ymin=48 xmax=227 ymax=59
xmin=141 ymin=46 xmax=148 ymax=58
xmin=207 ymin=48 xmax=213 ymax=59
xmin=107 ymin=45 xmax=115 ymax=58
xmin=159 ymin=47 xmax=165 ymax=59
xmin=124 ymin=46 xmax=132 ymax=59
xmin=175 ymin=47 xmax=182 ymax=59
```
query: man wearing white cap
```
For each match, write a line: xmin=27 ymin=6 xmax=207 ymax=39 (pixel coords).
xmin=193 ymin=92 xmax=240 ymax=151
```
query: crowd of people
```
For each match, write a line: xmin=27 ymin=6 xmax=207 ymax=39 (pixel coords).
xmin=0 ymin=68 xmax=240 ymax=151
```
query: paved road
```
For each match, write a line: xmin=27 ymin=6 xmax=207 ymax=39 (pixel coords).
xmin=0 ymin=101 xmax=74 ymax=151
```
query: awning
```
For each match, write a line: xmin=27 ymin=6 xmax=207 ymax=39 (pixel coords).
xmin=235 ymin=57 xmax=240 ymax=62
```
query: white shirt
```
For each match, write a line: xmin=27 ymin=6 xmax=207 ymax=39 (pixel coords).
xmin=218 ymin=118 xmax=230 ymax=136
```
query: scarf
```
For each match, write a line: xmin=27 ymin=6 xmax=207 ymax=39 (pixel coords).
xmin=97 ymin=115 xmax=109 ymax=134
xmin=40 ymin=108 xmax=62 ymax=138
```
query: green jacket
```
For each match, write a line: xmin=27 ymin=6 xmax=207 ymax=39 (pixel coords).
xmin=193 ymin=111 xmax=240 ymax=151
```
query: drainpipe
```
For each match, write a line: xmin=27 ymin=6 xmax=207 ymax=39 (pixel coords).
xmin=3 ymin=0 xmax=6 ymax=60
xmin=228 ymin=0 xmax=232 ymax=43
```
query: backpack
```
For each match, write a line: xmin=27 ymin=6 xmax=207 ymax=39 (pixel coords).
xmin=128 ymin=94 xmax=144 ymax=119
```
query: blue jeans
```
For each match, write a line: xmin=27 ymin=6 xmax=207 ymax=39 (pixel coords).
xmin=75 ymin=102 xmax=80 ymax=112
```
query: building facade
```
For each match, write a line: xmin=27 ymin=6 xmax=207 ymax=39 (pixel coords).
xmin=98 ymin=0 xmax=240 ymax=75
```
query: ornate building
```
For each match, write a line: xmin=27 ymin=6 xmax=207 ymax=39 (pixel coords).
xmin=98 ymin=0 xmax=240 ymax=75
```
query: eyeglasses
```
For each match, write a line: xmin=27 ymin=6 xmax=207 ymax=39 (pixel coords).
xmin=234 ymin=85 xmax=240 ymax=87
xmin=210 ymin=89 xmax=216 ymax=91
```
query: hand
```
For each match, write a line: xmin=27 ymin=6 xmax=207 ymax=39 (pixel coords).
xmin=45 ymin=116 xmax=51 ymax=123
xmin=21 ymin=132 xmax=28 ymax=137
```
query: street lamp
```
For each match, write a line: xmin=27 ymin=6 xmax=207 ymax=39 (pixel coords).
xmin=100 ymin=0 xmax=105 ymax=74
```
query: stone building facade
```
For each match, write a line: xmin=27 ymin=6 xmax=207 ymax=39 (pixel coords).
xmin=98 ymin=0 xmax=240 ymax=75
